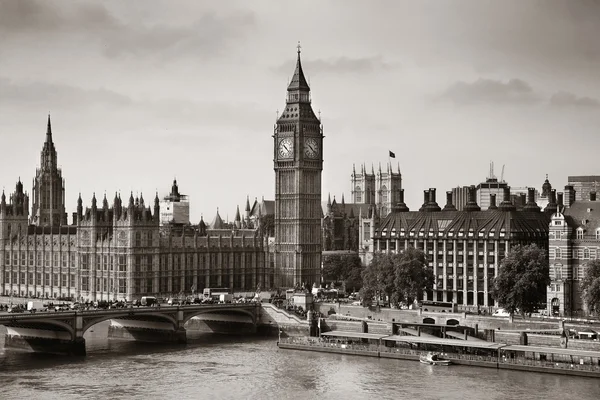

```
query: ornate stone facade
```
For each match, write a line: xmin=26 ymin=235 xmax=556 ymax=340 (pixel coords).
xmin=0 ymin=119 xmax=272 ymax=302
xmin=273 ymin=47 xmax=323 ymax=288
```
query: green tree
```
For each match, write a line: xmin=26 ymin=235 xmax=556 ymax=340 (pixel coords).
xmin=492 ymin=243 xmax=550 ymax=316
xmin=392 ymin=247 xmax=434 ymax=306
xmin=360 ymin=248 xmax=433 ymax=307
xmin=580 ymin=260 xmax=600 ymax=315
xmin=322 ymin=253 xmax=363 ymax=292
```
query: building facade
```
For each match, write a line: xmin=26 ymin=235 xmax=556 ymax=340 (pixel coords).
xmin=0 ymin=117 xmax=272 ymax=302
xmin=567 ymin=176 xmax=600 ymax=202
xmin=548 ymin=189 xmax=600 ymax=316
xmin=371 ymin=186 xmax=553 ymax=310
xmin=273 ymin=47 xmax=323 ymax=288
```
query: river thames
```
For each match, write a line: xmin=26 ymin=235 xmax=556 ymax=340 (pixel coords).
xmin=0 ymin=323 xmax=598 ymax=400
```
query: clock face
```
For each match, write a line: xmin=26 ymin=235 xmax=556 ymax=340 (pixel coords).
xmin=278 ymin=138 xmax=294 ymax=159
xmin=304 ymin=137 xmax=319 ymax=159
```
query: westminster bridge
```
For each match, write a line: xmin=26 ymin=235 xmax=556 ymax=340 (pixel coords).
xmin=0 ymin=303 xmax=262 ymax=356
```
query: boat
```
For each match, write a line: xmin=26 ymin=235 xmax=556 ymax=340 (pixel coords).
xmin=419 ymin=352 xmax=452 ymax=366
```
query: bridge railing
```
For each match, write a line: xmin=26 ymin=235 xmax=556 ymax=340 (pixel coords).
xmin=0 ymin=302 xmax=260 ymax=321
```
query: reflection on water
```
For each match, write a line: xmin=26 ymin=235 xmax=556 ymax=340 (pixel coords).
xmin=0 ymin=323 xmax=599 ymax=400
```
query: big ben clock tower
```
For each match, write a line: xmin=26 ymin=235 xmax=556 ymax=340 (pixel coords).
xmin=273 ymin=44 xmax=323 ymax=288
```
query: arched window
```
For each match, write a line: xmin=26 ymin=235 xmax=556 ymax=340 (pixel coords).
xmin=577 ymin=228 xmax=584 ymax=240
xmin=596 ymin=229 xmax=600 ymax=240
xmin=584 ymin=248 xmax=590 ymax=259
xmin=381 ymin=185 xmax=388 ymax=204
xmin=355 ymin=185 xmax=362 ymax=203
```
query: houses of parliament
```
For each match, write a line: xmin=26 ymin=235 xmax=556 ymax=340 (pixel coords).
xmin=0 ymin=114 xmax=277 ymax=301
xmin=0 ymin=48 xmax=326 ymax=302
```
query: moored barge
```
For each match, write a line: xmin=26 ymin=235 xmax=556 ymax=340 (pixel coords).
xmin=278 ymin=331 xmax=600 ymax=378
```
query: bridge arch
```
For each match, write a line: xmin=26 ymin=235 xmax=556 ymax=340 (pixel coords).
xmin=9 ymin=318 xmax=76 ymax=339
xmin=182 ymin=308 xmax=256 ymax=326
xmin=81 ymin=311 xmax=179 ymax=336
xmin=422 ymin=317 xmax=436 ymax=324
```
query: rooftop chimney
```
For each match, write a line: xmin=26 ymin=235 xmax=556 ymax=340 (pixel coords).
xmin=393 ymin=189 xmax=409 ymax=212
xmin=544 ymin=189 xmax=558 ymax=215
xmin=463 ymin=185 xmax=481 ymax=212
xmin=427 ymin=188 xmax=441 ymax=211
xmin=523 ymin=187 xmax=541 ymax=212
xmin=489 ymin=194 xmax=497 ymax=210
xmin=499 ymin=186 xmax=516 ymax=211
xmin=557 ymin=192 xmax=564 ymax=207
xmin=443 ymin=191 xmax=457 ymax=211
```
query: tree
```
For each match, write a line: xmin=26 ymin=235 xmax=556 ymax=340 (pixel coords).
xmin=492 ymin=243 xmax=550 ymax=316
xmin=360 ymin=248 xmax=433 ymax=307
xmin=580 ymin=260 xmax=600 ymax=315
xmin=322 ymin=253 xmax=363 ymax=292
xmin=392 ymin=247 xmax=434 ymax=306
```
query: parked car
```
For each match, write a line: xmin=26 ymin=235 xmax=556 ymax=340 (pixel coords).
xmin=493 ymin=308 xmax=510 ymax=317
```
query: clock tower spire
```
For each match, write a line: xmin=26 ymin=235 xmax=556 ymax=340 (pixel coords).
xmin=273 ymin=44 xmax=323 ymax=288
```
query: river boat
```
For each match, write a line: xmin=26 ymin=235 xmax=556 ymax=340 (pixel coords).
xmin=419 ymin=352 xmax=451 ymax=366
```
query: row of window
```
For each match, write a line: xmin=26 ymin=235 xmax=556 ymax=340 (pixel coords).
xmin=380 ymin=229 xmax=509 ymax=238
xmin=550 ymin=247 xmax=598 ymax=260
xmin=3 ymin=251 xmax=76 ymax=267
xmin=4 ymin=271 xmax=76 ymax=287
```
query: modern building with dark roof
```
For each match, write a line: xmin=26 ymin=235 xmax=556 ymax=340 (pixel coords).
xmin=372 ymin=186 xmax=553 ymax=310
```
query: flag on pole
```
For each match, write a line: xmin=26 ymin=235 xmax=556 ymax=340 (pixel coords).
xmin=389 ymin=150 xmax=396 ymax=158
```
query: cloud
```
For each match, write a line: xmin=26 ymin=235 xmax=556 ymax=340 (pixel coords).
xmin=549 ymin=91 xmax=600 ymax=108
xmin=0 ymin=78 xmax=132 ymax=107
xmin=0 ymin=0 xmax=256 ymax=60
xmin=440 ymin=78 xmax=539 ymax=105
xmin=274 ymin=55 xmax=394 ymax=76
xmin=0 ymin=77 xmax=270 ymax=135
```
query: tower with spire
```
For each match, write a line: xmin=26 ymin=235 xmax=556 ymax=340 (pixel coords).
xmin=31 ymin=115 xmax=67 ymax=227
xmin=351 ymin=162 xmax=402 ymax=218
xmin=159 ymin=178 xmax=190 ymax=225
xmin=273 ymin=44 xmax=324 ymax=288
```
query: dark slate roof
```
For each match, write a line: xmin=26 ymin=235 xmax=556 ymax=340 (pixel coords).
xmin=287 ymin=52 xmax=310 ymax=92
xmin=563 ymin=201 xmax=600 ymax=233
xmin=375 ymin=209 xmax=550 ymax=240
xmin=250 ymin=199 xmax=274 ymax=217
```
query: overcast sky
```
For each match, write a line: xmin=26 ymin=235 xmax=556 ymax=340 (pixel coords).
xmin=1 ymin=0 xmax=600 ymax=223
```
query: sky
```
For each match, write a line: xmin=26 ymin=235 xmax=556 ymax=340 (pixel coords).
xmin=1 ymin=0 xmax=600 ymax=224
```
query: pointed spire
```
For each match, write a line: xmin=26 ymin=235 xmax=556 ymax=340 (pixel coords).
xmin=129 ymin=191 xmax=134 ymax=208
xmin=235 ymin=205 xmax=241 ymax=221
xmin=91 ymin=192 xmax=97 ymax=209
xmin=352 ymin=163 xmax=356 ymax=176
xmin=371 ymin=163 xmax=375 ymax=175
xmin=245 ymin=195 xmax=251 ymax=212
xmin=287 ymin=41 xmax=310 ymax=92
xmin=341 ymin=193 xmax=345 ymax=205
xmin=46 ymin=114 xmax=53 ymax=144
xmin=327 ymin=193 xmax=332 ymax=206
